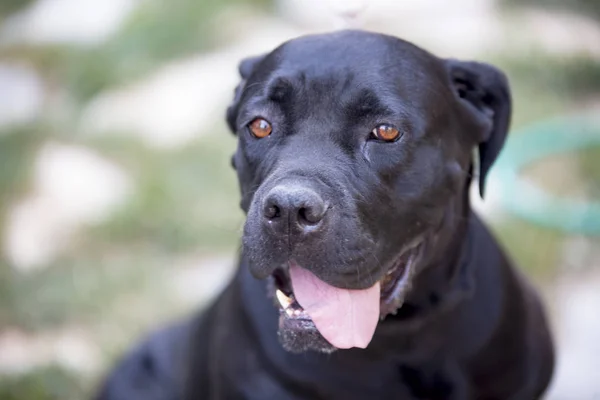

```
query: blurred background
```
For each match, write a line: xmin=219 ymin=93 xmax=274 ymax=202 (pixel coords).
xmin=0 ymin=0 xmax=598 ymax=398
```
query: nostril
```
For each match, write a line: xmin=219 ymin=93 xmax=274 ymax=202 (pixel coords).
xmin=264 ymin=204 xmax=281 ymax=219
xmin=298 ymin=207 xmax=309 ymax=224
xmin=297 ymin=205 xmax=325 ymax=225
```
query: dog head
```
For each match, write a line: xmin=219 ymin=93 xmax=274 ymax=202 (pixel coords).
xmin=226 ymin=30 xmax=511 ymax=353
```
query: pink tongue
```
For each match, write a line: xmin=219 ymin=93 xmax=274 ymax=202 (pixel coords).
xmin=289 ymin=263 xmax=380 ymax=349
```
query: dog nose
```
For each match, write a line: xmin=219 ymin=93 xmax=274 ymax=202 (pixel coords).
xmin=262 ymin=185 xmax=327 ymax=234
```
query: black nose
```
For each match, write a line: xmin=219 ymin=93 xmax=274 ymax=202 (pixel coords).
xmin=262 ymin=185 xmax=327 ymax=235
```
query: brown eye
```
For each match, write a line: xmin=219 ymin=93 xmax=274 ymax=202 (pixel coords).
xmin=372 ymin=124 xmax=400 ymax=142
xmin=248 ymin=118 xmax=272 ymax=138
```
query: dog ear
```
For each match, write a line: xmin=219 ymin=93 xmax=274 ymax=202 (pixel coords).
xmin=446 ymin=60 xmax=512 ymax=197
xmin=226 ymin=54 xmax=266 ymax=133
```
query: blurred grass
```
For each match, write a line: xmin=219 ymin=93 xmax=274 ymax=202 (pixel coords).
xmin=0 ymin=125 xmax=42 ymax=233
xmin=578 ymin=147 xmax=600 ymax=198
xmin=86 ymin=129 xmax=242 ymax=253
xmin=0 ymin=366 xmax=86 ymax=400
xmin=61 ymin=0 xmax=241 ymax=100
xmin=0 ymin=126 xmax=240 ymax=332
xmin=491 ymin=216 xmax=564 ymax=279
xmin=0 ymin=0 xmax=34 ymax=19
xmin=527 ymin=147 xmax=600 ymax=200
xmin=503 ymin=0 xmax=600 ymax=20
xmin=0 ymin=126 xmax=46 ymax=330
xmin=0 ymin=0 xmax=272 ymax=102
xmin=500 ymin=52 xmax=600 ymax=100
xmin=490 ymin=49 xmax=600 ymax=128
xmin=0 ymin=249 xmax=164 ymax=331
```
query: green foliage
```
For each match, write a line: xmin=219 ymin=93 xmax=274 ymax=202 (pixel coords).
xmin=0 ymin=125 xmax=44 ymax=243
xmin=500 ymin=52 xmax=600 ymax=99
xmin=0 ymin=0 xmax=34 ymax=19
xmin=0 ymin=251 xmax=161 ymax=331
xmin=503 ymin=0 xmax=600 ymax=21
xmin=0 ymin=127 xmax=37 ymax=202
xmin=577 ymin=147 xmax=600 ymax=198
xmin=86 ymin=131 xmax=242 ymax=253
xmin=0 ymin=130 xmax=241 ymax=330
xmin=1 ymin=0 xmax=272 ymax=101
xmin=62 ymin=0 xmax=272 ymax=100
xmin=490 ymin=216 xmax=564 ymax=279
xmin=0 ymin=365 xmax=86 ymax=400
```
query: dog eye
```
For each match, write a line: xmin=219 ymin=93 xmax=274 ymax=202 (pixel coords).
xmin=248 ymin=118 xmax=272 ymax=138
xmin=371 ymin=124 xmax=401 ymax=142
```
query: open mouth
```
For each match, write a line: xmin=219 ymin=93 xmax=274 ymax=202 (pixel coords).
xmin=270 ymin=243 xmax=423 ymax=351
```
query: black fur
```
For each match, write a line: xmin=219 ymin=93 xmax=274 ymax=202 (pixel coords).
xmin=96 ymin=30 xmax=554 ymax=400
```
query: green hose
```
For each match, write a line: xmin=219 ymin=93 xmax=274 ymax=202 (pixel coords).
xmin=490 ymin=116 xmax=600 ymax=236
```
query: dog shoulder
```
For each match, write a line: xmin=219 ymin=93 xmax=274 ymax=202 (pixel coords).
xmin=94 ymin=322 xmax=190 ymax=400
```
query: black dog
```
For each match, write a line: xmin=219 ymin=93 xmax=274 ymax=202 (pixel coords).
xmin=96 ymin=30 xmax=555 ymax=400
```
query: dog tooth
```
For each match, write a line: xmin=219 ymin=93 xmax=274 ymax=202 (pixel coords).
xmin=285 ymin=307 xmax=295 ymax=317
xmin=276 ymin=289 xmax=293 ymax=309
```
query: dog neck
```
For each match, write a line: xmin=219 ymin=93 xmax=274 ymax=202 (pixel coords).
xmin=393 ymin=181 xmax=475 ymax=325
